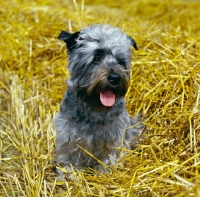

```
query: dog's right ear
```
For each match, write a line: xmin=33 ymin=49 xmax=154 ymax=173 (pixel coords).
xmin=58 ymin=31 xmax=80 ymax=53
xmin=127 ymin=36 xmax=138 ymax=50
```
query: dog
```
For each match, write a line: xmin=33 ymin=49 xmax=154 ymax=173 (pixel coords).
xmin=55 ymin=24 xmax=143 ymax=173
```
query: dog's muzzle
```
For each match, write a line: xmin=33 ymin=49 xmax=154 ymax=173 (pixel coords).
xmin=99 ymin=73 xmax=122 ymax=107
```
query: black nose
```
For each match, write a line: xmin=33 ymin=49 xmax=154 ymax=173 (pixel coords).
xmin=108 ymin=73 xmax=121 ymax=85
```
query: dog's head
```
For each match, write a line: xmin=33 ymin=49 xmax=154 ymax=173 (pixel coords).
xmin=58 ymin=24 xmax=138 ymax=108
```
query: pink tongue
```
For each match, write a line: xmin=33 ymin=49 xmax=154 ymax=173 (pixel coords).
xmin=100 ymin=90 xmax=116 ymax=107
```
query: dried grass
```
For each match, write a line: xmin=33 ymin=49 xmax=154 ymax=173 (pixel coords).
xmin=0 ymin=0 xmax=200 ymax=196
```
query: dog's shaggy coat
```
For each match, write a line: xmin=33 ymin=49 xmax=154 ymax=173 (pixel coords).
xmin=55 ymin=24 xmax=143 ymax=171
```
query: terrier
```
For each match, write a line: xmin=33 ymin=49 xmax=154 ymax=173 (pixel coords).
xmin=55 ymin=24 xmax=143 ymax=173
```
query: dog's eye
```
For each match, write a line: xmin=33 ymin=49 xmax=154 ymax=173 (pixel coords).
xmin=93 ymin=49 xmax=104 ymax=63
xmin=117 ymin=59 xmax=126 ymax=67
xmin=93 ymin=55 xmax=102 ymax=62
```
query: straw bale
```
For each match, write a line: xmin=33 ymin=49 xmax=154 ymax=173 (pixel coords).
xmin=0 ymin=0 xmax=200 ymax=196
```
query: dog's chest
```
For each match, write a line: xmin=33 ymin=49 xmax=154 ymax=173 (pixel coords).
xmin=73 ymin=107 xmax=130 ymax=147
xmin=61 ymin=92 xmax=131 ymax=147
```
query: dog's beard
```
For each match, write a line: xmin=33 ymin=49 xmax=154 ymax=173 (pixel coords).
xmin=84 ymin=67 xmax=130 ymax=107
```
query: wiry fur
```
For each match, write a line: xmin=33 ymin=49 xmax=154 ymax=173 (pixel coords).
xmin=55 ymin=24 xmax=143 ymax=172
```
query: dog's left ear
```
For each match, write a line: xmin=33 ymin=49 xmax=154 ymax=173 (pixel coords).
xmin=128 ymin=36 xmax=138 ymax=50
xmin=58 ymin=31 xmax=80 ymax=53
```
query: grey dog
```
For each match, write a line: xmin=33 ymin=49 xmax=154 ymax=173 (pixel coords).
xmin=55 ymin=24 xmax=143 ymax=172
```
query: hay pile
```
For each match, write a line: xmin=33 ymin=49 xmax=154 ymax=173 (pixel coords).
xmin=0 ymin=0 xmax=200 ymax=196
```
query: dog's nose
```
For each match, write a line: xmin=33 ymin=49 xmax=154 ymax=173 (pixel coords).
xmin=108 ymin=73 xmax=121 ymax=85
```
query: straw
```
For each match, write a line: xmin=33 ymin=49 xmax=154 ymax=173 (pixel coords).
xmin=0 ymin=0 xmax=200 ymax=196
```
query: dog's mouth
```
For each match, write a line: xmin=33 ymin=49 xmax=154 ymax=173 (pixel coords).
xmin=99 ymin=90 xmax=116 ymax=107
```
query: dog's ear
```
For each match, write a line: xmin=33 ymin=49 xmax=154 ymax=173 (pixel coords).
xmin=58 ymin=31 xmax=80 ymax=53
xmin=127 ymin=36 xmax=138 ymax=50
